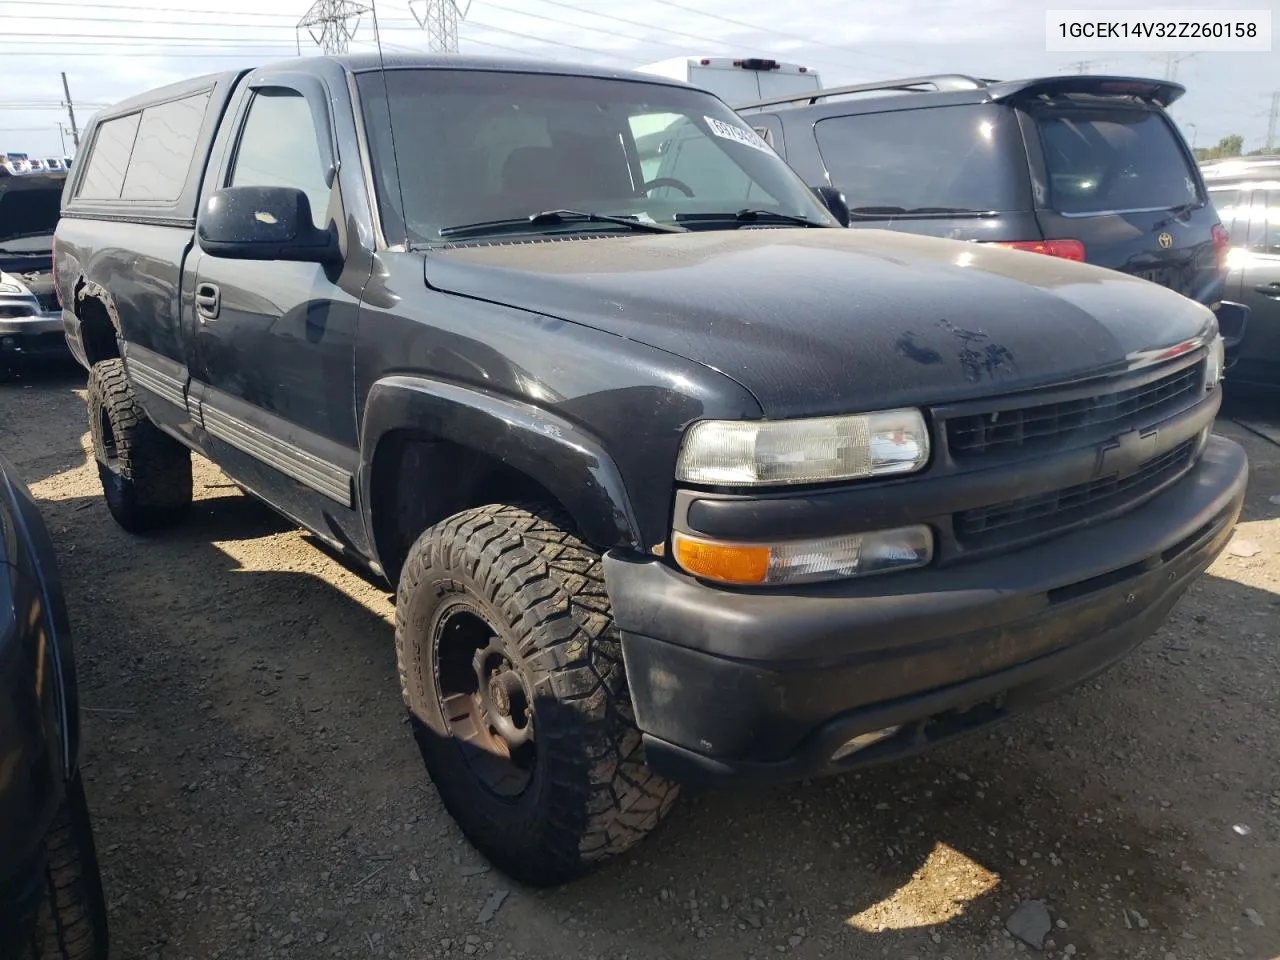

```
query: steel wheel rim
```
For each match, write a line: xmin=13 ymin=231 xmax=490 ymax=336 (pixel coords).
xmin=432 ymin=602 xmax=536 ymax=798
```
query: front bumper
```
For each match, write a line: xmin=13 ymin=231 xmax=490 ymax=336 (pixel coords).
xmin=0 ymin=313 xmax=70 ymax=361
xmin=604 ymin=434 xmax=1248 ymax=788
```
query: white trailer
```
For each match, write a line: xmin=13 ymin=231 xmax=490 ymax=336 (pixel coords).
xmin=637 ymin=56 xmax=822 ymax=106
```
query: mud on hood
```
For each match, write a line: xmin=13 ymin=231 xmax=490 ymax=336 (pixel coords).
xmin=424 ymin=228 xmax=1218 ymax=418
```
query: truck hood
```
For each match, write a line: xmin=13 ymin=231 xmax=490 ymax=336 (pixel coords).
xmin=424 ymin=228 xmax=1217 ymax=418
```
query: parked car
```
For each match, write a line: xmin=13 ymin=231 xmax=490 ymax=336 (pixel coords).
xmin=42 ymin=160 xmax=64 ymax=173
xmin=0 ymin=451 xmax=109 ymax=959
xmin=733 ymin=74 xmax=1248 ymax=348
xmin=55 ymin=54 xmax=1247 ymax=887
xmin=0 ymin=171 xmax=71 ymax=377
xmin=3 ymin=153 xmax=32 ymax=176
xmin=1203 ymin=160 xmax=1280 ymax=390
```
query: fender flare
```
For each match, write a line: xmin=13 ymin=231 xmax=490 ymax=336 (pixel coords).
xmin=74 ymin=278 xmax=122 ymax=333
xmin=359 ymin=376 xmax=645 ymax=565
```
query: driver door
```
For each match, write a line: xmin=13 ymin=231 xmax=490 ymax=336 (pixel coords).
xmin=187 ymin=78 xmax=365 ymax=536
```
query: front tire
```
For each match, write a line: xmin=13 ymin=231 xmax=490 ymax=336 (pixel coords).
xmin=395 ymin=503 xmax=679 ymax=887
xmin=18 ymin=773 xmax=109 ymax=960
xmin=86 ymin=358 xmax=192 ymax=533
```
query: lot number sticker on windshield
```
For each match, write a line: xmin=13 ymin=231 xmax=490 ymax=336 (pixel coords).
xmin=705 ymin=116 xmax=772 ymax=153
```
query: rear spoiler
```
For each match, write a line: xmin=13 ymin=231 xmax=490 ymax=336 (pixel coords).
xmin=987 ymin=75 xmax=1186 ymax=108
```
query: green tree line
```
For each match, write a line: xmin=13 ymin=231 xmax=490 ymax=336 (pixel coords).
xmin=1193 ymin=134 xmax=1275 ymax=162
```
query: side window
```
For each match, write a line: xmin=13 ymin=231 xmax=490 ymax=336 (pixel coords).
xmin=1209 ymin=187 xmax=1248 ymax=244
xmin=814 ymin=106 xmax=1024 ymax=213
xmin=629 ymin=112 xmax=683 ymax=183
xmin=1262 ymin=189 xmax=1280 ymax=256
xmin=121 ymin=91 xmax=212 ymax=202
xmin=77 ymin=113 xmax=141 ymax=200
xmin=229 ymin=89 xmax=330 ymax=229
xmin=645 ymin=119 xmax=776 ymax=204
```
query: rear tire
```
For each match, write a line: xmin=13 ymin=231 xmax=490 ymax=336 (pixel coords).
xmin=395 ymin=502 xmax=679 ymax=887
xmin=87 ymin=358 xmax=191 ymax=533
xmin=17 ymin=773 xmax=109 ymax=960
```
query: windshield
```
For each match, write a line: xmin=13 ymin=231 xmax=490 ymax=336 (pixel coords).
xmin=356 ymin=68 xmax=834 ymax=244
xmin=1032 ymin=103 xmax=1200 ymax=215
xmin=812 ymin=104 xmax=1028 ymax=215
xmin=0 ymin=176 xmax=64 ymax=246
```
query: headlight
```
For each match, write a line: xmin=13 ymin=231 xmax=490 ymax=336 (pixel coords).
xmin=676 ymin=408 xmax=930 ymax=486
xmin=1205 ymin=334 xmax=1225 ymax=390
xmin=672 ymin=525 xmax=934 ymax=586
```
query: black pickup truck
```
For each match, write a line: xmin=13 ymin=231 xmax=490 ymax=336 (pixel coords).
xmin=54 ymin=54 xmax=1248 ymax=887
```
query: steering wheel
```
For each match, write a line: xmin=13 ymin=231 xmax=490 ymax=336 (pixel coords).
xmin=643 ymin=177 xmax=695 ymax=198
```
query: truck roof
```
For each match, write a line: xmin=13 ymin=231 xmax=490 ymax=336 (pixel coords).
xmin=95 ymin=53 xmax=696 ymax=121
xmin=332 ymin=51 xmax=694 ymax=88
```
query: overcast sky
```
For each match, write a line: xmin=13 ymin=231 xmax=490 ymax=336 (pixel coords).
xmin=0 ymin=0 xmax=1275 ymax=158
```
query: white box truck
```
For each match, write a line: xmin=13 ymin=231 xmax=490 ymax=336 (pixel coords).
xmin=637 ymin=57 xmax=822 ymax=106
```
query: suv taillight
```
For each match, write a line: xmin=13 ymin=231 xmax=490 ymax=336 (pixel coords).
xmin=987 ymin=239 xmax=1086 ymax=261
xmin=1211 ymin=223 xmax=1230 ymax=273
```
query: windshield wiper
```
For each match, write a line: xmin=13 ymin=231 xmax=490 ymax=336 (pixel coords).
xmin=438 ymin=209 xmax=684 ymax=240
xmin=847 ymin=206 xmax=996 ymax=218
xmin=675 ymin=209 xmax=828 ymax=228
xmin=0 ymin=230 xmax=55 ymax=248
xmin=1154 ymin=200 xmax=1203 ymax=229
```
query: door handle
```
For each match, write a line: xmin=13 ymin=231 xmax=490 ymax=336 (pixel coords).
xmin=195 ymin=282 xmax=221 ymax=320
xmin=1254 ymin=282 xmax=1280 ymax=299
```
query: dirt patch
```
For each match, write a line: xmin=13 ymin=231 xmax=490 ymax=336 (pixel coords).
xmin=3 ymin=371 xmax=1278 ymax=960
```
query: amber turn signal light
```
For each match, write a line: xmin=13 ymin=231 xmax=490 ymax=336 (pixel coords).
xmin=671 ymin=533 xmax=770 ymax=585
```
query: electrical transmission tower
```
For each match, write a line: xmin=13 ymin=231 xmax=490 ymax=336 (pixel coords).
xmin=297 ymin=0 xmax=372 ymax=55
xmin=1157 ymin=52 xmax=1196 ymax=81
xmin=409 ymin=0 xmax=473 ymax=53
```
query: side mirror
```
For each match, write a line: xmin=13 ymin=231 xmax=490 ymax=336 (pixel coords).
xmin=197 ymin=186 xmax=339 ymax=264
xmin=812 ymin=185 xmax=850 ymax=227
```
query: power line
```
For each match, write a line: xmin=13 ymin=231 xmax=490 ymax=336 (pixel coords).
xmin=0 ymin=0 xmax=295 ymax=16
xmin=0 ymin=11 xmax=297 ymax=27
xmin=458 ymin=0 xmax=695 ymax=54
xmin=0 ymin=49 xmax=296 ymax=58
xmin=457 ymin=18 xmax=649 ymax=60
xmin=2 ymin=35 xmax=308 ymax=45
xmin=386 ymin=1 xmax=895 ymax=77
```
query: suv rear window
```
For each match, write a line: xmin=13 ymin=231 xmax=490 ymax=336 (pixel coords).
xmin=1032 ymin=105 xmax=1199 ymax=215
xmin=812 ymin=104 xmax=1027 ymax=215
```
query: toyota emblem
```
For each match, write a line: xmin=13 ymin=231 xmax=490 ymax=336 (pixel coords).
xmin=1157 ymin=232 xmax=1173 ymax=249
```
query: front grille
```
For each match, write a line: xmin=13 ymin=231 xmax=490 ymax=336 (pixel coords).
xmin=35 ymin=291 xmax=58 ymax=312
xmin=955 ymin=438 xmax=1197 ymax=547
xmin=947 ymin=361 xmax=1201 ymax=458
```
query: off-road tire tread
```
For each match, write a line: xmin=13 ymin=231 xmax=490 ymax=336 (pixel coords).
xmin=87 ymin=358 xmax=191 ymax=533
xmin=19 ymin=774 xmax=109 ymax=960
xmin=396 ymin=502 xmax=679 ymax=887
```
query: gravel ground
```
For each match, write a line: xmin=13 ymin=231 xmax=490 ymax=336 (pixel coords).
xmin=2 ymin=366 xmax=1278 ymax=960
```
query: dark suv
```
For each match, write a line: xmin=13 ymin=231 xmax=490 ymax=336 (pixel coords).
xmin=1202 ymin=157 xmax=1280 ymax=390
xmin=733 ymin=74 xmax=1245 ymax=336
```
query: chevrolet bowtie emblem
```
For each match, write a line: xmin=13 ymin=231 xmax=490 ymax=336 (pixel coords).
xmin=1096 ymin=428 xmax=1160 ymax=478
